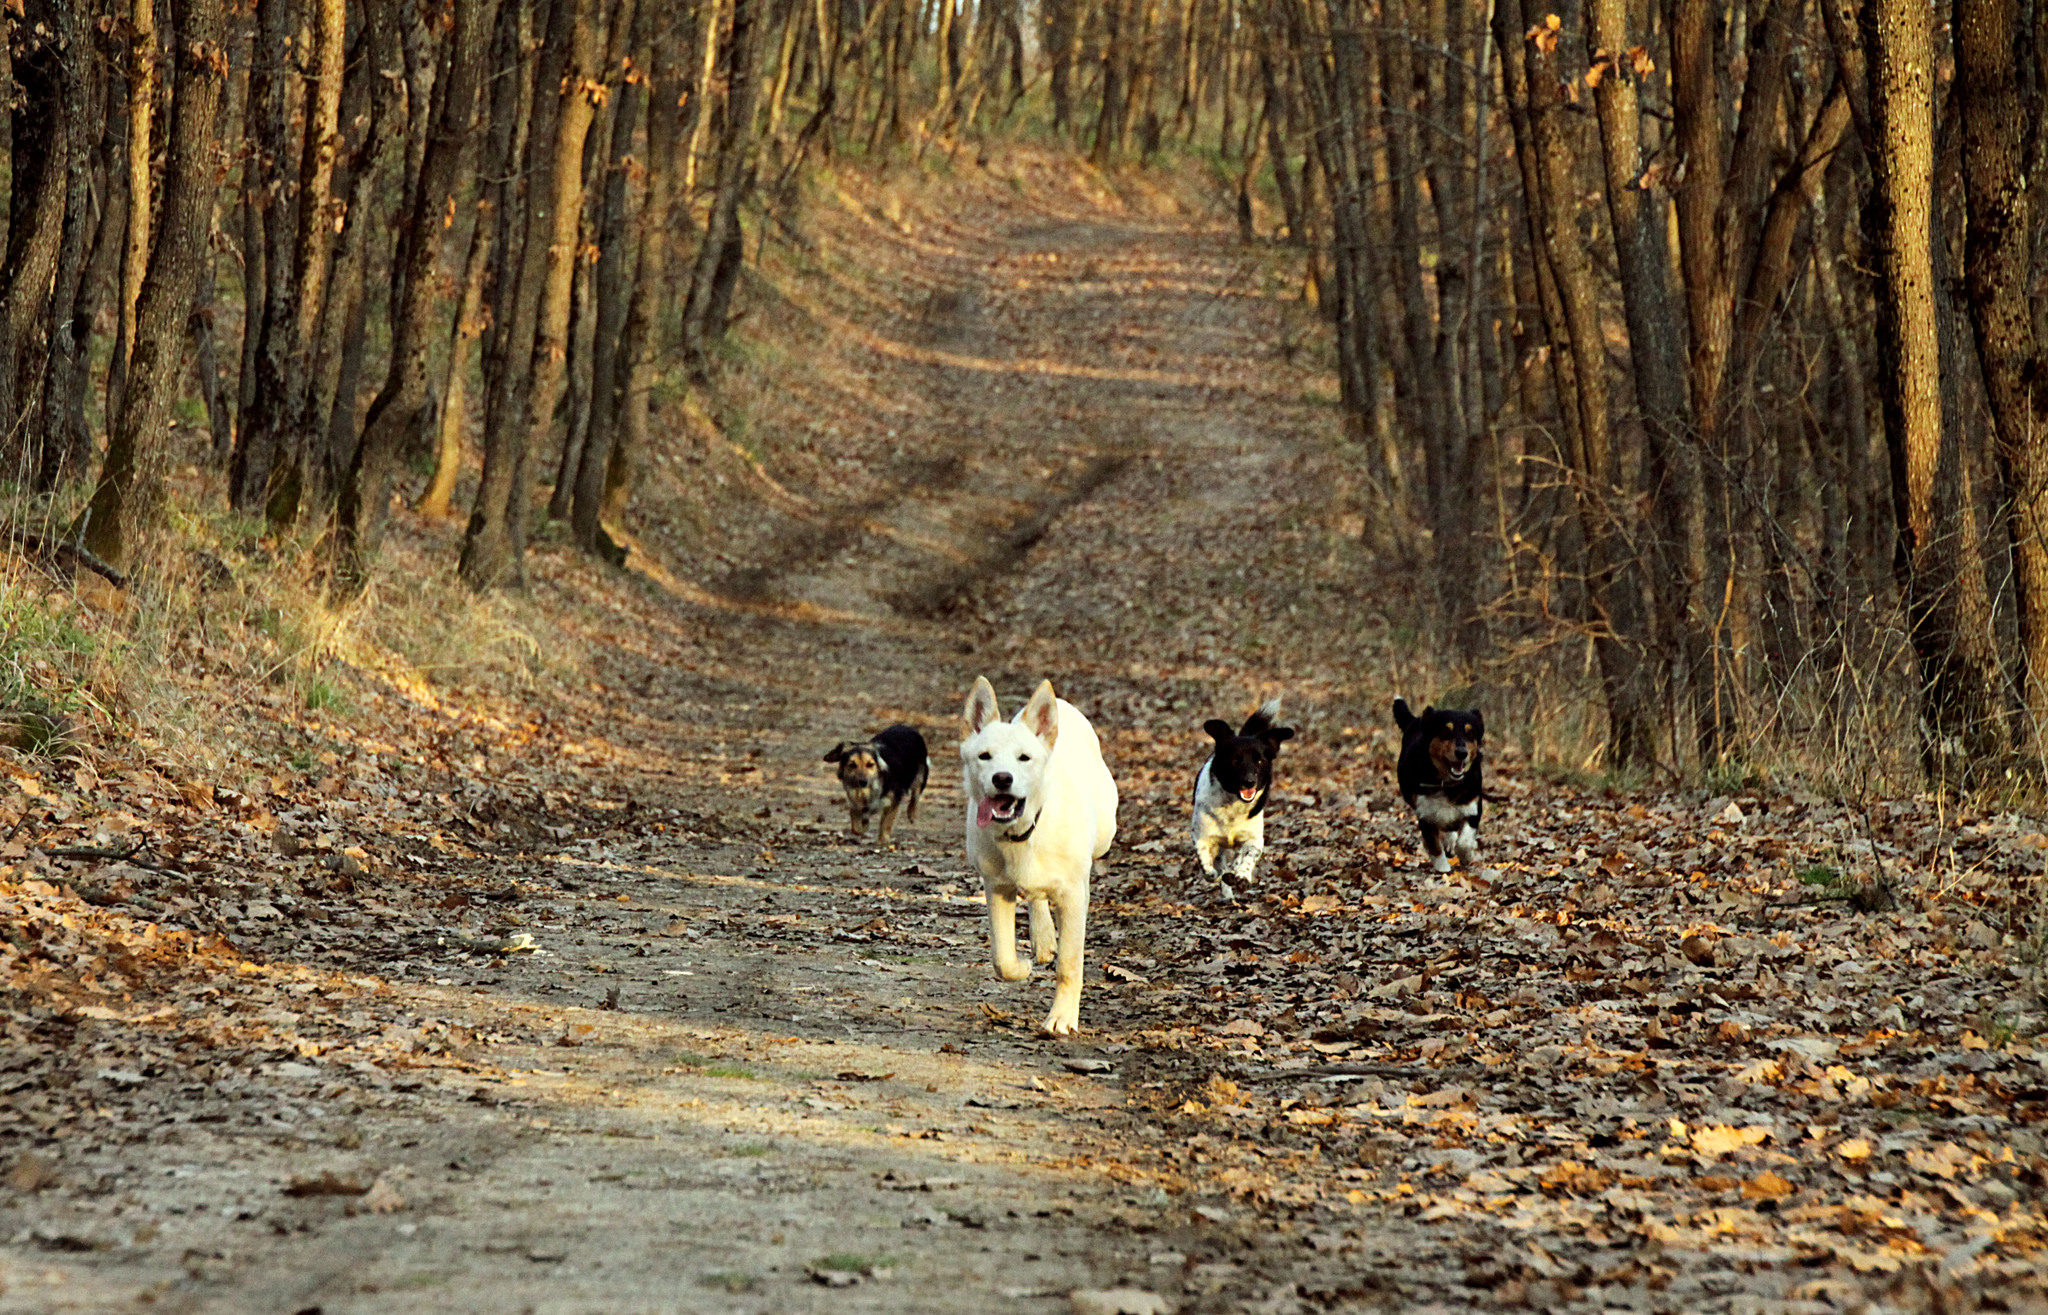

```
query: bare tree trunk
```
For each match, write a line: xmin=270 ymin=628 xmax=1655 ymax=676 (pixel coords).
xmin=680 ymin=0 xmax=762 ymax=377
xmin=266 ymin=0 xmax=347 ymax=521
xmin=227 ymin=0 xmax=303 ymax=515
xmin=461 ymin=0 xmax=599 ymax=589
xmin=1861 ymin=0 xmax=2008 ymax=777
xmin=0 ymin=0 xmax=74 ymax=475
xmin=594 ymin=0 xmax=695 ymax=538
xmin=306 ymin=12 xmax=402 ymax=503
xmin=1090 ymin=0 xmax=1128 ymax=166
xmin=107 ymin=0 xmax=157 ymax=420
xmin=1255 ymin=39 xmax=1301 ymax=243
xmin=550 ymin=0 xmax=638 ymax=522
xmin=36 ymin=0 xmax=105 ymax=487
xmin=82 ymin=0 xmax=228 ymax=572
xmin=1956 ymin=0 xmax=2048 ymax=752
xmin=1047 ymin=0 xmax=1077 ymax=132
xmin=418 ymin=203 xmax=493 ymax=518
xmin=336 ymin=0 xmax=502 ymax=582
xmin=1517 ymin=0 xmax=1654 ymax=767
xmin=561 ymin=0 xmax=645 ymax=538
xmin=1585 ymin=0 xmax=1704 ymax=762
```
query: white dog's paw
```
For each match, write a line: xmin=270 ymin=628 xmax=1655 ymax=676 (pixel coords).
xmin=1431 ymin=852 xmax=1451 ymax=874
xmin=995 ymin=957 xmax=1031 ymax=982
xmin=1040 ymin=1004 xmax=1080 ymax=1036
xmin=1034 ymin=941 xmax=1057 ymax=965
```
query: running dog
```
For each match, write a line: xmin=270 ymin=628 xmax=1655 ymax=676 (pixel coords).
xmin=1191 ymin=698 xmax=1294 ymax=898
xmin=1393 ymin=698 xmax=1484 ymax=872
xmin=824 ymin=724 xmax=929 ymax=846
xmin=961 ymin=677 xmax=1118 ymax=1036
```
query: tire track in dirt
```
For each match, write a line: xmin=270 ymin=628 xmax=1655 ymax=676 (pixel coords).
xmin=710 ymin=215 xmax=1248 ymax=630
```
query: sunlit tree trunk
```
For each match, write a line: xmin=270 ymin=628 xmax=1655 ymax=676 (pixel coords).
xmin=1860 ymin=0 xmax=2009 ymax=777
xmin=338 ymin=0 xmax=503 ymax=582
xmin=83 ymin=0 xmax=228 ymax=572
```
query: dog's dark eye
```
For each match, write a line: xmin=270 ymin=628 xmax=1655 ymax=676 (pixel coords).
xmin=978 ymin=751 xmax=992 ymax=760
xmin=1017 ymin=753 xmax=1031 ymax=761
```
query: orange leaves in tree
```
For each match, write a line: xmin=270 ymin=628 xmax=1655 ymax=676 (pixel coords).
xmin=1526 ymin=14 xmax=1563 ymax=51
xmin=1586 ymin=45 xmax=1655 ymax=88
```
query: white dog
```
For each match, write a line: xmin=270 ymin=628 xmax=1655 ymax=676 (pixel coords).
xmin=961 ymin=677 xmax=1118 ymax=1035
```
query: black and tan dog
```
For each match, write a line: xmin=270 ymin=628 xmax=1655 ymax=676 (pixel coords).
xmin=824 ymin=724 xmax=929 ymax=845
xmin=1392 ymin=698 xmax=1483 ymax=873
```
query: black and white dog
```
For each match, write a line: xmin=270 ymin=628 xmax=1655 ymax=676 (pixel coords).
xmin=1392 ymin=698 xmax=1483 ymax=872
xmin=1191 ymin=698 xmax=1295 ymax=897
xmin=824 ymin=724 xmax=929 ymax=846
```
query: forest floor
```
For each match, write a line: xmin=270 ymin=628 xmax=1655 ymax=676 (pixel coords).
xmin=2 ymin=148 xmax=2047 ymax=1314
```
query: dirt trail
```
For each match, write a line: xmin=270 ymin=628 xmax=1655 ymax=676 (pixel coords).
xmin=7 ymin=167 xmax=2045 ymax=1315
xmin=0 ymin=185 xmax=1372 ymax=1314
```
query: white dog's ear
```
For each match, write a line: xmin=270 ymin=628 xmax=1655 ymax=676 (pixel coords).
xmin=963 ymin=677 xmax=1000 ymax=735
xmin=1020 ymin=679 xmax=1060 ymax=750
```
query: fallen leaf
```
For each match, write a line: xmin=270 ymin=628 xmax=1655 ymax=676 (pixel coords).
xmin=362 ymin=1176 xmax=407 ymax=1213
xmin=1689 ymin=1124 xmax=1770 ymax=1158
xmin=1742 ymin=1171 xmax=1796 ymax=1200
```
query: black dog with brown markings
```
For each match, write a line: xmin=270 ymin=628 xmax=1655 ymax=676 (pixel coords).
xmin=1392 ymin=698 xmax=1483 ymax=873
xmin=824 ymin=724 xmax=929 ymax=846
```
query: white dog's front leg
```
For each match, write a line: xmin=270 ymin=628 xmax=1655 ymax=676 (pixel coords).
xmin=989 ymin=890 xmax=1029 ymax=981
xmin=1042 ymin=883 xmax=1089 ymax=1036
xmin=1028 ymin=895 xmax=1057 ymax=964
xmin=1229 ymin=841 xmax=1263 ymax=881
xmin=1455 ymin=825 xmax=1481 ymax=867
xmin=1193 ymin=823 xmax=1221 ymax=876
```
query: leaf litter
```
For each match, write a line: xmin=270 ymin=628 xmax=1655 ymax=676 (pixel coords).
xmin=0 ymin=150 xmax=2042 ymax=1312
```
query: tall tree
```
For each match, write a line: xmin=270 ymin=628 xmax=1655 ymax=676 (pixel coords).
xmin=336 ymin=0 xmax=504 ymax=583
xmin=83 ymin=0 xmax=229 ymax=572
xmin=679 ymin=0 xmax=763 ymax=378
xmin=461 ymin=0 xmax=601 ymax=588
xmin=1857 ymin=0 xmax=2008 ymax=774
xmin=1956 ymin=0 xmax=2048 ymax=750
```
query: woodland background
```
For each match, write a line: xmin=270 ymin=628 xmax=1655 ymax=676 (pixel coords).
xmin=0 ymin=0 xmax=2042 ymax=791
xmin=0 ymin=0 xmax=2043 ymax=1303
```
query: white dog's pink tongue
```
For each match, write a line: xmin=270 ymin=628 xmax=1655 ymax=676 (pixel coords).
xmin=976 ymin=797 xmax=997 ymax=828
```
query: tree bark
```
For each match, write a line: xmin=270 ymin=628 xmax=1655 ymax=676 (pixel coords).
xmin=1862 ymin=0 xmax=2008 ymax=776
xmin=82 ymin=0 xmax=228 ymax=572
xmin=0 ymin=0 xmax=74 ymax=470
xmin=1518 ymin=0 xmax=1654 ymax=767
xmin=337 ymin=0 xmax=502 ymax=583
xmin=1585 ymin=0 xmax=1705 ymax=761
xmin=227 ymin=0 xmax=303 ymax=515
xmin=595 ymin=0 xmax=696 ymax=537
xmin=461 ymin=0 xmax=598 ymax=589
xmin=108 ymin=0 xmax=158 ymax=421
xmin=266 ymin=0 xmax=347 ymax=520
xmin=36 ymin=0 xmax=105 ymax=487
xmin=562 ymin=0 xmax=645 ymax=539
xmin=418 ymin=201 xmax=493 ymax=518
xmin=680 ymin=0 xmax=762 ymax=378
xmin=1956 ymin=0 xmax=2048 ymax=750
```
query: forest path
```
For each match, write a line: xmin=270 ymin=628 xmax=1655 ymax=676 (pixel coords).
xmin=4 ymin=188 xmax=1399 ymax=1313
xmin=6 ymin=169 xmax=2041 ymax=1315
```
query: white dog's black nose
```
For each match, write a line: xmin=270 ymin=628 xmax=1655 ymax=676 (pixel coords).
xmin=991 ymin=771 xmax=1013 ymax=792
